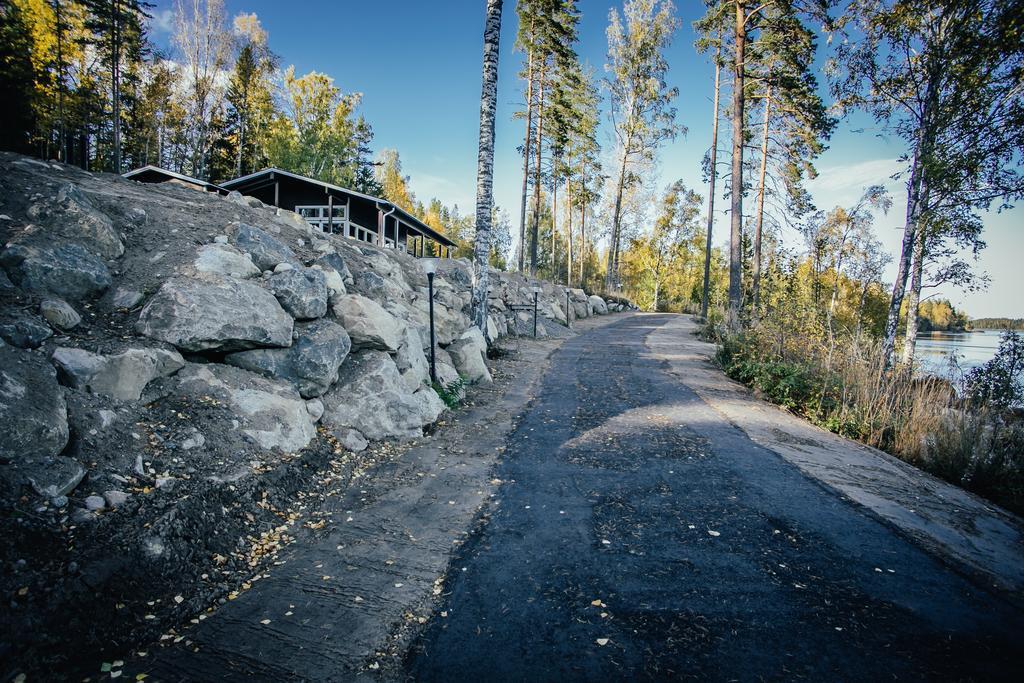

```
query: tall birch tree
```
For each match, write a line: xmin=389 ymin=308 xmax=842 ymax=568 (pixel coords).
xmin=603 ymin=0 xmax=682 ymax=292
xmin=472 ymin=0 xmax=503 ymax=337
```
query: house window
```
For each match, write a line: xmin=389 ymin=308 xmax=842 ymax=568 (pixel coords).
xmin=295 ymin=205 xmax=347 ymax=233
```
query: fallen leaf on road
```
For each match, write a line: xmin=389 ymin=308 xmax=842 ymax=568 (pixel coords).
xmin=260 ymin=619 xmax=271 ymax=625
xmin=596 ymin=638 xmax=609 ymax=646
xmin=707 ymin=530 xmax=721 ymax=537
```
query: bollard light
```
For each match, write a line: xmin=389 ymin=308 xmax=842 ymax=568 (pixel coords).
xmin=421 ymin=258 xmax=440 ymax=384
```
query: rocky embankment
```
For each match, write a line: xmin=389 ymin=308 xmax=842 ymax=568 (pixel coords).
xmin=0 ymin=152 xmax=629 ymax=676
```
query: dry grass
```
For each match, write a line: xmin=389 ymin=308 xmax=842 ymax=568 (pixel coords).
xmin=714 ymin=319 xmax=1024 ymax=515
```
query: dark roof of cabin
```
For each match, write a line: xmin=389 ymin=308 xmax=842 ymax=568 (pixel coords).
xmin=123 ymin=166 xmax=227 ymax=193
xmin=220 ymin=168 xmax=458 ymax=248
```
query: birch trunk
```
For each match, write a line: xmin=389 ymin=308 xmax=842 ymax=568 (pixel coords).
xmin=566 ymin=174 xmax=573 ymax=287
xmin=728 ymin=1 xmax=747 ymax=330
xmin=901 ymin=229 xmax=927 ymax=365
xmin=701 ymin=40 xmax=722 ymax=319
xmin=471 ymin=0 xmax=503 ymax=338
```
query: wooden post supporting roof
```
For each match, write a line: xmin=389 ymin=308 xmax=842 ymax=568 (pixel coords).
xmin=328 ymin=194 xmax=334 ymax=233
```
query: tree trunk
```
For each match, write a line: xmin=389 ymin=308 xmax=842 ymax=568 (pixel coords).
xmin=471 ymin=0 xmax=503 ymax=339
xmin=530 ymin=61 xmax=546 ymax=277
xmin=606 ymin=150 xmax=628 ymax=292
xmin=551 ymin=158 xmax=557 ymax=280
xmin=701 ymin=39 xmax=722 ymax=319
xmin=517 ymin=47 xmax=534 ymax=273
xmin=111 ymin=0 xmax=122 ymax=172
xmin=56 ymin=0 xmax=65 ymax=162
xmin=728 ymin=1 xmax=747 ymax=330
xmin=882 ymin=72 xmax=939 ymax=369
xmin=579 ymin=201 xmax=586 ymax=286
xmin=901 ymin=228 xmax=927 ymax=365
xmin=753 ymin=84 xmax=771 ymax=313
xmin=565 ymin=173 xmax=573 ymax=287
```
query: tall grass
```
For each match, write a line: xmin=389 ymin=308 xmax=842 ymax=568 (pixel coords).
xmin=711 ymin=318 xmax=1024 ymax=515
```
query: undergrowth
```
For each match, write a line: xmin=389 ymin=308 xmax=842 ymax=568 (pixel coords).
xmin=709 ymin=317 xmax=1024 ymax=516
xmin=433 ymin=377 xmax=467 ymax=410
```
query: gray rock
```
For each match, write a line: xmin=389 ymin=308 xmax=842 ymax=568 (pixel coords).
xmin=179 ymin=429 xmax=205 ymax=449
xmin=84 ymin=495 xmax=106 ymax=511
xmin=0 ymin=269 xmax=13 ymax=290
xmin=27 ymin=456 xmax=85 ymax=500
xmin=315 ymin=252 xmax=352 ymax=284
xmin=171 ymin=363 xmax=316 ymax=453
xmin=214 ymin=234 xmax=229 ymax=244
xmin=0 ymin=242 xmax=111 ymax=300
xmin=268 ymin=268 xmax=328 ymax=320
xmin=51 ymin=346 xmax=185 ymax=401
xmin=24 ymin=183 xmax=124 ymax=259
xmin=313 ymin=264 xmax=346 ymax=301
xmin=332 ymin=426 xmax=368 ymax=452
xmin=305 ymin=398 xmax=325 ymax=422
xmin=588 ymin=295 xmax=608 ymax=315
xmin=233 ymin=223 xmax=298 ymax=270
xmin=192 ymin=243 xmax=260 ymax=279
xmin=0 ymin=345 xmax=69 ymax=462
xmin=394 ymin=325 xmax=429 ymax=393
xmin=331 ymin=294 xmax=406 ymax=352
xmin=136 ymin=276 xmax=293 ymax=352
xmin=224 ymin=319 xmax=351 ymax=398
xmin=321 ymin=350 xmax=445 ymax=440
xmin=103 ymin=490 xmax=129 ymax=508
xmin=447 ymin=327 xmax=492 ymax=384
xmin=40 ymin=299 xmax=81 ymax=330
xmin=110 ymin=287 xmax=144 ymax=309
xmin=0 ymin=314 xmax=52 ymax=348
xmin=273 ymin=262 xmax=294 ymax=273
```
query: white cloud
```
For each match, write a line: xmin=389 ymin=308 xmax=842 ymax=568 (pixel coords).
xmin=148 ymin=8 xmax=175 ymax=37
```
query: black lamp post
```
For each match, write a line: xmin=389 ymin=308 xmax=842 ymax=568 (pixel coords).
xmin=422 ymin=258 xmax=439 ymax=384
xmin=565 ymin=288 xmax=572 ymax=329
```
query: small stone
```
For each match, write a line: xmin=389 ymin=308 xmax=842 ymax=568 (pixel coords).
xmin=214 ymin=235 xmax=229 ymax=244
xmin=40 ymin=299 xmax=81 ymax=330
xmin=103 ymin=490 xmax=129 ymax=508
xmin=305 ymin=398 xmax=325 ymax=422
xmin=332 ymin=426 xmax=368 ymax=452
xmin=273 ymin=262 xmax=294 ymax=273
xmin=84 ymin=495 xmax=106 ymax=511
xmin=110 ymin=287 xmax=144 ymax=309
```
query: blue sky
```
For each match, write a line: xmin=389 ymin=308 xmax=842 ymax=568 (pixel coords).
xmin=148 ymin=0 xmax=1022 ymax=318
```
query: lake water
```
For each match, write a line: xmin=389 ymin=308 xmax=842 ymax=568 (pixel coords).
xmin=916 ymin=330 xmax=1002 ymax=378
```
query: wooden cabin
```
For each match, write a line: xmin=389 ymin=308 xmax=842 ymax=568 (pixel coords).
xmin=124 ymin=166 xmax=458 ymax=258
xmin=122 ymin=165 xmax=228 ymax=194
xmin=220 ymin=168 xmax=457 ymax=258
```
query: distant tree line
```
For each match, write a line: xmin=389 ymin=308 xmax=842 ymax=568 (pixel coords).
xmin=970 ymin=318 xmax=1024 ymax=331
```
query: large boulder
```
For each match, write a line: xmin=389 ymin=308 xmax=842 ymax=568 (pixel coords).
xmin=51 ymin=346 xmax=185 ymax=401
xmin=321 ymin=350 xmax=445 ymax=441
xmin=24 ymin=183 xmax=124 ymax=259
xmin=232 ymin=223 xmax=299 ymax=271
xmin=589 ymin=295 xmax=609 ymax=315
xmin=136 ymin=276 xmax=293 ymax=352
xmin=268 ymin=268 xmax=328 ymax=320
xmin=447 ymin=326 xmax=492 ymax=384
xmin=331 ymin=294 xmax=406 ymax=352
xmin=224 ymin=319 xmax=351 ymax=398
xmin=192 ymin=243 xmax=261 ymax=279
xmin=0 ymin=345 xmax=69 ymax=463
xmin=394 ymin=325 xmax=429 ymax=393
xmin=0 ymin=242 xmax=111 ymax=300
xmin=171 ymin=363 xmax=316 ymax=453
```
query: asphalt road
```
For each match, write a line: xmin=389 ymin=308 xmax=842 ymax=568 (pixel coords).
xmin=406 ymin=314 xmax=1024 ymax=681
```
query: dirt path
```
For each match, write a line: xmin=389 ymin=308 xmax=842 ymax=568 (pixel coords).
xmin=407 ymin=313 xmax=1024 ymax=680
xmin=119 ymin=314 xmax=623 ymax=681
